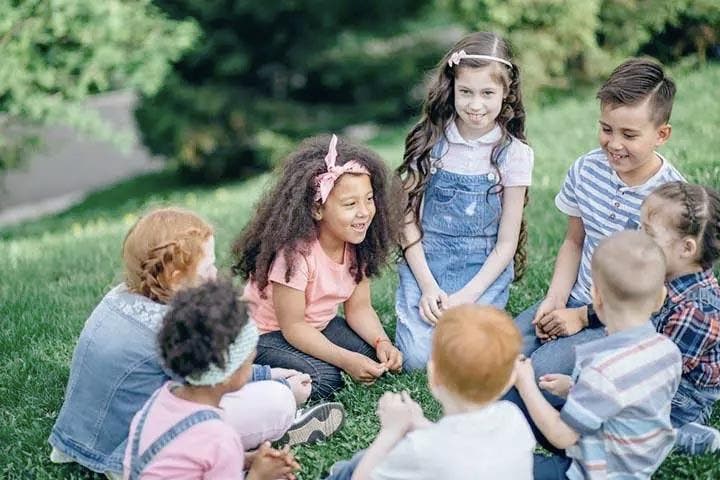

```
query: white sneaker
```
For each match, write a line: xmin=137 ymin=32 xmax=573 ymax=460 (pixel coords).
xmin=105 ymin=471 xmax=123 ymax=480
xmin=277 ymin=402 xmax=346 ymax=447
xmin=49 ymin=447 xmax=73 ymax=464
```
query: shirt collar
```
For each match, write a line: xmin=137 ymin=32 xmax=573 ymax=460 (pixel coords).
xmin=667 ymin=269 xmax=717 ymax=303
xmin=611 ymin=151 xmax=669 ymax=193
xmin=445 ymin=119 xmax=502 ymax=146
xmin=574 ymin=321 xmax=656 ymax=363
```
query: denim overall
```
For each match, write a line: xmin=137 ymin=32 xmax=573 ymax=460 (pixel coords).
xmin=128 ymin=389 xmax=221 ymax=479
xmin=395 ymin=138 xmax=514 ymax=370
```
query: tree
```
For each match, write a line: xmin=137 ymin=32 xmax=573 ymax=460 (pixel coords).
xmin=0 ymin=0 xmax=198 ymax=173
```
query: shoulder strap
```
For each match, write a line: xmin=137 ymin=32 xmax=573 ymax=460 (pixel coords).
xmin=129 ymin=392 xmax=222 ymax=479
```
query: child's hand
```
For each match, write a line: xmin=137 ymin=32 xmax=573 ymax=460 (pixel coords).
xmin=247 ymin=442 xmax=299 ymax=480
xmin=514 ymin=356 xmax=537 ymax=392
xmin=539 ymin=374 xmax=573 ymax=398
xmin=376 ymin=341 xmax=403 ymax=372
xmin=535 ymin=308 xmax=585 ymax=340
xmin=270 ymin=367 xmax=302 ymax=380
xmin=419 ymin=285 xmax=448 ymax=325
xmin=403 ymin=391 xmax=432 ymax=430
xmin=532 ymin=296 xmax=564 ymax=341
xmin=445 ymin=289 xmax=477 ymax=309
xmin=285 ymin=373 xmax=312 ymax=406
xmin=376 ymin=391 xmax=416 ymax=435
xmin=344 ymin=352 xmax=387 ymax=383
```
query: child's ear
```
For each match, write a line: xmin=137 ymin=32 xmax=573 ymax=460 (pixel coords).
xmin=681 ymin=237 xmax=698 ymax=260
xmin=655 ymin=123 xmax=672 ymax=147
xmin=311 ymin=204 xmax=323 ymax=221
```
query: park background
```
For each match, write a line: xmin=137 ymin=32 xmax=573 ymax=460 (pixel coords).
xmin=1 ymin=1 xmax=719 ymax=478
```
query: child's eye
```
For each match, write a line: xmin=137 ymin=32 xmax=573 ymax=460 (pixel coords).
xmin=624 ymin=134 xmax=637 ymax=139
xmin=344 ymin=201 xmax=356 ymax=207
xmin=459 ymin=89 xmax=471 ymax=95
xmin=601 ymin=127 xmax=611 ymax=133
xmin=482 ymin=91 xmax=495 ymax=97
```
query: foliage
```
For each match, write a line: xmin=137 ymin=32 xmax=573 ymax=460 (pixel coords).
xmin=443 ymin=0 xmax=720 ymax=97
xmin=1 ymin=65 xmax=719 ymax=478
xmin=134 ymin=0 xmax=448 ymax=181
xmin=0 ymin=0 xmax=198 ymax=173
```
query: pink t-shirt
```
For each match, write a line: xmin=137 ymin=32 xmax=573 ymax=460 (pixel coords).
xmin=123 ymin=382 xmax=244 ymax=480
xmin=243 ymin=240 xmax=358 ymax=333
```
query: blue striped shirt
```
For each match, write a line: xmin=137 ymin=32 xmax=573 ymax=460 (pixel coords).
xmin=555 ymin=148 xmax=684 ymax=304
xmin=561 ymin=322 xmax=682 ymax=479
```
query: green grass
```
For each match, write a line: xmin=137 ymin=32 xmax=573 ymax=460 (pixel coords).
xmin=2 ymin=64 xmax=720 ymax=479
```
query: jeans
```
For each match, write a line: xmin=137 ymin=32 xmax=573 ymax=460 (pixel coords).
xmin=256 ymin=316 xmax=377 ymax=401
xmin=671 ymin=378 xmax=720 ymax=454
xmin=324 ymin=451 xmax=364 ymax=480
xmin=533 ymin=453 xmax=571 ymax=480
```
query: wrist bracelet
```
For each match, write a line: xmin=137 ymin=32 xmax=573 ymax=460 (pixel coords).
xmin=374 ymin=336 xmax=391 ymax=349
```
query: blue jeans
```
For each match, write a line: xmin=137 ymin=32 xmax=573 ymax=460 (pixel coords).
xmin=671 ymin=378 xmax=720 ymax=454
xmin=324 ymin=451 xmax=364 ymax=480
xmin=255 ymin=316 xmax=377 ymax=401
xmin=533 ymin=453 xmax=571 ymax=480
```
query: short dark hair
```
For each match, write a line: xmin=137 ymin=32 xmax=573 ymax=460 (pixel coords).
xmin=158 ymin=278 xmax=248 ymax=378
xmin=597 ymin=58 xmax=676 ymax=125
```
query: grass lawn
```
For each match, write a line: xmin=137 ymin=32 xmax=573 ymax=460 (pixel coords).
xmin=2 ymin=64 xmax=719 ymax=479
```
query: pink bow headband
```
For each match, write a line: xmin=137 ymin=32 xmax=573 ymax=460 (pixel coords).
xmin=314 ymin=134 xmax=370 ymax=204
xmin=448 ymin=50 xmax=513 ymax=69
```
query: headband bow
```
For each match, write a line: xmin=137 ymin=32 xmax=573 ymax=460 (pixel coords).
xmin=314 ymin=134 xmax=370 ymax=204
xmin=448 ymin=50 xmax=513 ymax=69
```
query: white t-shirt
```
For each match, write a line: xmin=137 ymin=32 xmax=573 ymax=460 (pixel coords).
xmin=371 ymin=401 xmax=535 ymax=480
xmin=437 ymin=120 xmax=534 ymax=186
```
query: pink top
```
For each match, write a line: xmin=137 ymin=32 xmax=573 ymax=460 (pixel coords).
xmin=243 ymin=240 xmax=358 ymax=333
xmin=123 ymin=382 xmax=244 ymax=480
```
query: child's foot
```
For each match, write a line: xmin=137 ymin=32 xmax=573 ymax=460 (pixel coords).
xmin=278 ymin=402 xmax=346 ymax=447
xmin=675 ymin=422 xmax=720 ymax=455
xmin=49 ymin=447 xmax=73 ymax=464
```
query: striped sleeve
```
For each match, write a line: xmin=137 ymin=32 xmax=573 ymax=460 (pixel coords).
xmin=555 ymin=156 xmax=583 ymax=217
xmin=560 ymin=366 xmax=622 ymax=435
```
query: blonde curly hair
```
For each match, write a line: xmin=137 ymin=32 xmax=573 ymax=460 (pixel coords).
xmin=122 ymin=207 xmax=214 ymax=303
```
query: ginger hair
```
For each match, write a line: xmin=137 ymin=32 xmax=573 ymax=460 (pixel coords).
xmin=122 ymin=207 xmax=214 ymax=304
xmin=432 ymin=305 xmax=521 ymax=404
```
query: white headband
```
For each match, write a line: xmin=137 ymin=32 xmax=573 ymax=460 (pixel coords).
xmin=448 ymin=50 xmax=513 ymax=69
xmin=186 ymin=321 xmax=259 ymax=386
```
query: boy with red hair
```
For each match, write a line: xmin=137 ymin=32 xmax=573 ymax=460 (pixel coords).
xmin=325 ymin=305 xmax=534 ymax=480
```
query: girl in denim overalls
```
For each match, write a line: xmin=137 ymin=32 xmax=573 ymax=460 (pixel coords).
xmin=396 ymin=32 xmax=534 ymax=370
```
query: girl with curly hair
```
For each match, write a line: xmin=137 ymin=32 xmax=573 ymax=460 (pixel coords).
xmin=50 ymin=208 xmax=343 ymax=478
xmin=124 ymin=279 xmax=300 ymax=480
xmin=235 ymin=134 xmax=403 ymax=400
xmin=395 ymin=31 xmax=533 ymax=370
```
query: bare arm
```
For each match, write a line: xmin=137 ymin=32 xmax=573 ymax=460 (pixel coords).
xmin=344 ymin=277 xmax=388 ymax=346
xmin=449 ymin=186 xmax=525 ymax=303
xmin=545 ymin=215 xmax=585 ymax=306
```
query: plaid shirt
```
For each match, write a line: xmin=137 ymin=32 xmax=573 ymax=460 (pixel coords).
xmin=652 ymin=270 xmax=720 ymax=388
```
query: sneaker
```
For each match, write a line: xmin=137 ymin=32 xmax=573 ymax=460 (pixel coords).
xmin=105 ymin=471 xmax=123 ymax=480
xmin=49 ymin=447 xmax=73 ymax=464
xmin=675 ymin=422 xmax=720 ymax=455
xmin=277 ymin=402 xmax=346 ymax=447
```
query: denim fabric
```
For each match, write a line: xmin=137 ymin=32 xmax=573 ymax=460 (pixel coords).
xmin=671 ymin=378 xmax=720 ymax=454
xmin=255 ymin=316 xmax=377 ymax=401
xmin=49 ymin=284 xmax=284 ymax=474
xmin=396 ymin=140 xmax=514 ymax=371
xmin=324 ymin=450 xmax=365 ymax=480
xmin=533 ymin=453 xmax=571 ymax=480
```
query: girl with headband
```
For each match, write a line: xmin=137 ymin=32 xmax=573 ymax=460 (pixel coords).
xmin=235 ymin=134 xmax=403 ymax=400
xmin=125 ymin=279 xmax=300 ymax=479
xmin=395 ymin=31 xmax=534 ymax=370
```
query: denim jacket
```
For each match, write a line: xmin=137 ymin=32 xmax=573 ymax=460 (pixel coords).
xmin=48 ymin=284 xmax=273 ymax=474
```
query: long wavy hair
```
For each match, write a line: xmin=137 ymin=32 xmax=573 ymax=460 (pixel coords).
xmin=397 ymin=31 xmax=530 ymax=280
xmin=232 ymin=134 xmax=399 ymax=294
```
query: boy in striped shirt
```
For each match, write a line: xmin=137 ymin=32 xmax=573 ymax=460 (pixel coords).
xmin=515 ymin=231 xmax=681 ymax=479
xmin=514 ymin=58 xmax=684 ymax=378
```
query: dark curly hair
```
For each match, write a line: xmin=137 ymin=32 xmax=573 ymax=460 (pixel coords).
xmin=397 ymin=31 xmax=530 ymax=280
xmin=232 ymin=134 xmax=399 ymax=294
xmin=158 ymin=278 xmax=249 ymax=379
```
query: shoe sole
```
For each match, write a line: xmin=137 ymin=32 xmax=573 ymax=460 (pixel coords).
xmin=278 ymin=402 xmax=346 ymax=448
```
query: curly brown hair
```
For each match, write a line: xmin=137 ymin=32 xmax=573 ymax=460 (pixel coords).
xmin=158 ymin=278 xmax=249 ymax=379
xmin=122 ymin=207 xmax=214 ymax=304
xmin=232 ymin=134 xmax=399 ymax=294
xmin=397 ymin=31 xmax=530 ymax=280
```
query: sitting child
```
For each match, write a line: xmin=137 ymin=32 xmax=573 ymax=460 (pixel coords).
xmin=124 ymin=279 xmax=299 ymax=479
xmin=515 ymin=230 xmax=682 ymax=479
xmin=50 ymin=207 xmax=343 ymax=477
xmin=236 ymin=134 xmax=403 ymax=400
xmin=325 ymin=305 xmax=534 ymax=480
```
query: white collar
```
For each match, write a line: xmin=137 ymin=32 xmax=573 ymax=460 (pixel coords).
xmin=446 ymin=119 xmax=502 ymax=146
